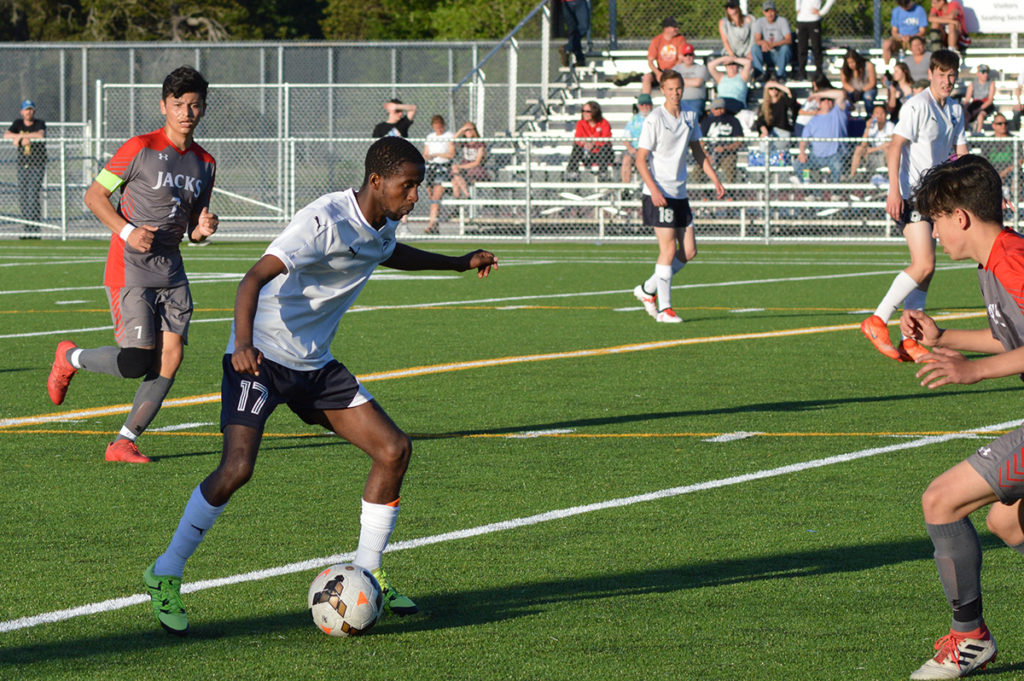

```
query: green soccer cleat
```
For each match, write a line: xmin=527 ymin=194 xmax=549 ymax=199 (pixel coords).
xmin=144 ymin=562 xmax=189 ymax=636
xmin=371 ymin=567 xmax=418 ymax=616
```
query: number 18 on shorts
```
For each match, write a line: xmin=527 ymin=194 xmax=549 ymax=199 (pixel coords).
xmin=641 ymin=195 xmax=694 ymax=229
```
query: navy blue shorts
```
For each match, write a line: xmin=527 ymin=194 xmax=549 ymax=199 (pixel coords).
xmin=895 ymin=197 xmax=930 ymax=234
xmin=220 ymin=354 xmax=373 ymax=432
xmin=642 ymin=195 xmax=694 ymax=229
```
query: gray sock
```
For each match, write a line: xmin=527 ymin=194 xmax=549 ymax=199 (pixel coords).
xmin=1009 ymin=540 xmax=1024 ymax=557
xmin=926 ymin=518 xmax=983 ymax=632
xmin=76 ymin=346 xmax=123 ymax=378
xmin=116 ymin=375 xmax=174 ymax=441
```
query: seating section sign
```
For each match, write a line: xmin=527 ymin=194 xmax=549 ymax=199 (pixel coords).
xmin=964 ymin=0 xmax=1024 ymax=34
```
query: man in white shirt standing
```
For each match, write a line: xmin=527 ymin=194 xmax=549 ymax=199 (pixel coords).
xmin=632 ymin=70 xmax=725 ymax=324
xmin=860 ymin=49 xmax=967 ymax=361
xmin=141 ymin=136 xmax=498 ymax=636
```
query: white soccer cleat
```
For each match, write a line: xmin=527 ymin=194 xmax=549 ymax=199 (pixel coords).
xmin=633 ymin=285 xmax=657 ymax=317
xmin=910 ymin=625 xmax=996 ymax=680
xmin=655 ymin=308 xmax=682 ymax=324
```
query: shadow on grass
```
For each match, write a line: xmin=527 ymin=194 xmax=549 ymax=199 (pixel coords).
xmin=144 ymin=384 xmax=1022 ymax=460
xmin=0 ymin=534 xmax=1012 ymax=668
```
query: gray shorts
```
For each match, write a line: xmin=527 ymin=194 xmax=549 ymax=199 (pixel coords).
xmin=968 ymin=426 xmax=1024 ymax=504
xmin=106 ymin=285 xmax=193 ymax=348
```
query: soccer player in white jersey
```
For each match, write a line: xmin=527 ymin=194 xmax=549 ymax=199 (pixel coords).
xmin=142 ymin=136 xmax=498 ymax=635
xmin=632 ymin=70 xmax=725 ymax=323
xmin=860 ymin=49 xmax=967 ymax=361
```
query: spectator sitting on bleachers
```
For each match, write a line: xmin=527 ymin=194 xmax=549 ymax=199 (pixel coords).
xmin=620 ymin=94 xmax=653 ymax=192
xmin=719 ymin=0 xmax=754 ymax=60
xmin=792 ymin=89 xmax=849 ymax=183
xmin=643 ymin=16 xmax=690 ymax=95
xmin=989 ymin=114 xmax=1020 ymax=182
xmin=701 ymin=98 xmax=744 ymax=184
xmin=901 ymin=35 xmax=932 ymax=82
xmin=849 ymin=104 xmax=894 ymax=179
xmin=840 ymin=48 xmax=879 ymax=109
xmin=794 ymin=0 xmax=835 ymax=80
xmin=964 ymin=64 xmax=995 ymax=133
xmin=756 ymin=81 xmax=799 ymax=137
xmin=751 ymin=1 xmax=794 ymax=82
xmin=708 ymin=55 xmax=753 ymax=114
xmin=795 ymin=74 xmax=832 ymax=136
xmin=565 ymin=100 xmax=613 ymax=182
xmin=928 ymin=0 xmax=970 ymax=55
xmin=450 ymin=121 xmax=489 ymax=200
xmin=882 ymin=0 xmax=928 ymax=66
xmin=673 ymin=43 xmax=712 ymax=117
xmin=887 ymin=62 xmax=915 ymax=120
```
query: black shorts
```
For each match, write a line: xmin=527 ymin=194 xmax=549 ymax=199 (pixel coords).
xmin=424 ymin=163 xmax=451 ymax=186
xmin=220 ymin=354 xmax=373 ymax=432
xmin=642 ymin=195 xmax=694 ymax=229
xmin=894 ymin=197 xmax=930 ymax=234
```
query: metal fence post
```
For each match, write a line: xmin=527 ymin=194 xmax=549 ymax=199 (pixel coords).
xmin=762 ymin=137 xmax=771 ymax=243
xmin=541 ymin=4 xmax=551 ymax=105
xmin=508 ymin=38 xmax=519 ymax=137
xmin=524 ymin=139 xmax=533 ymax=243
xmin=59 ymin=137 xmax=67 ymax=241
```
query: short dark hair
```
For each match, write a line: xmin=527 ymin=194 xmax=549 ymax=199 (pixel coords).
xmin=914 ymin=154 xmax=1003 ymax=225
xmin=363 ymin=136 xmax=424 ymax=185
xmin=431 ymin=114 xmax=445 ymax=126
xmin=660 ymin=70 xmax=683 ymax=88
xmin=909 ymin=34 xmax=925 ymax=45
xmin=162 ymin=66 xmax=209 ymax=101
xmin=930 ymin=48 xmax=960 ymax=74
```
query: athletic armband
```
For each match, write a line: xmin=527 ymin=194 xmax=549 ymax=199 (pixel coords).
xmin=119 ymin=224 xmax=137 ymax=241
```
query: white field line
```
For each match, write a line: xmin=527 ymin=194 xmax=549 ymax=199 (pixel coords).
xmin=1 ymin=418 xmax=1017 ymax=635
xmin=0 ymin=311 xmax=986 ymax=430
xmin=0 ymin=265 xmax=973 ymax=341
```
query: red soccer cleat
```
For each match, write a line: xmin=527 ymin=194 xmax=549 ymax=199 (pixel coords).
xmin=898 ymin=338 xmax=932 ymax=363
xmin=47 ymin=340 xmax=79 ymax=405
xmin=105 ymin=440 xmax=151 ymax=463
xmin=859 ymin=315 xmax=901 ymax=360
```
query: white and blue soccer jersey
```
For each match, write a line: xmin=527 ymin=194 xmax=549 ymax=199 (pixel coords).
xmin=638 ymin=105 xmax=702 ymax=200
xmin=892 ymin=87 xmax=966 ymax=199
xmin=226 ymin=188 xmax=398 ymax=371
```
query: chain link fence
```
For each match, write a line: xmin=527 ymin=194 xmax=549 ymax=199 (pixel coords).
xmin=5 ymin=132 xmax=1018 ymax=241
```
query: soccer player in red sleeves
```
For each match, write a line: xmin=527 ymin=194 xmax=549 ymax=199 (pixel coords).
xmin=900 ymin=155 xmax=1024 ymax=679
xmin=46 ymin=66 xmax=218 ymax=463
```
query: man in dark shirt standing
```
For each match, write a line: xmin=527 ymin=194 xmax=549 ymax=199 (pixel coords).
xmin=5 ymin=99 xmax=46 ymax=238
xmin=372 ymin=99 xmax=418 ymax=138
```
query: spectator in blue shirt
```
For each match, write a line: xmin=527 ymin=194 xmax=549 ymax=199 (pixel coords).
xmin=883 ymin=0 xmax=928 ymax=65
xmin=793 ymin=89 xmax=849 ymax=182
xmin=620 ymin=93 xmax=653 ymax=189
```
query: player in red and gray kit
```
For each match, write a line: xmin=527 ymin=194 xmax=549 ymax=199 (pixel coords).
xmin=46 ymin=66 xmax=218 ymax=463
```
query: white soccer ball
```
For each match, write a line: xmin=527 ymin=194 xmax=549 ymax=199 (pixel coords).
xmin=307 ymin=563 xmax=383 ymax=637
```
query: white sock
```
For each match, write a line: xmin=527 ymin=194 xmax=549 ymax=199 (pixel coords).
xmin=118 ymin=426 xmax=137 ymax=441
xmin=69 ymin=348 xmax=83 ymax=369
xmin=650 ymin=264 xmax=674 ymax=311
xmin=353 ymin=498 xmax=399 ymax=572
xmin=873 ymin=271 xmax=919 ymax=323
xmin=154 ymin=485 xmax=226 ymax=578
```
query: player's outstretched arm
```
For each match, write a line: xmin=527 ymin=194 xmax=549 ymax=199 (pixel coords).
xmin=383 ymin=243 xmax=497 ymax=278
xmin=901 ymin=309 xmax=1004 ymax=354
xmin=232 ymin=254 xmax=287 ymax=376
xmin=917 ymin=345 xmax=1024 ymax=389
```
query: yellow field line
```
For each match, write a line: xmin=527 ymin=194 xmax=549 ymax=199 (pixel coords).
xmin=0 ymin=310 xmax=987 ymax=431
